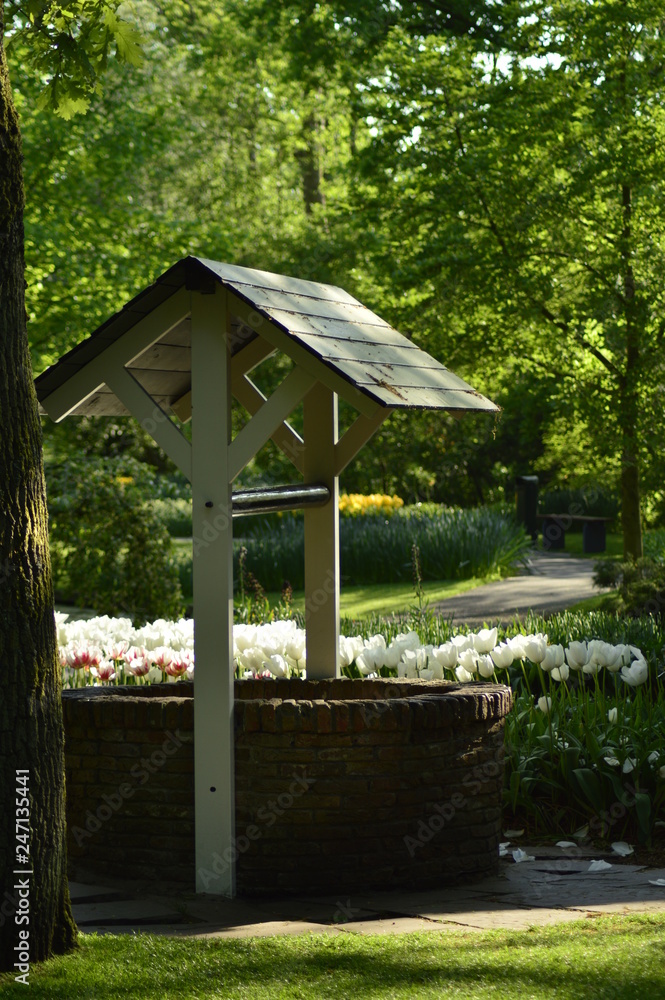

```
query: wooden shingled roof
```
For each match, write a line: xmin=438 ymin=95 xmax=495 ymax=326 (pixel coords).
xmin=35 ymin=256 xmax=498 ymax=417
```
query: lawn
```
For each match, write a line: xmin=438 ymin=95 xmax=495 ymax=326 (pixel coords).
xmin=285 ymin=576 xmax=487 ymax=619
xmin=2 ymin=917 xmax=664 ymax=999
xmin=537 ymin=532 xmax=624 ymax=559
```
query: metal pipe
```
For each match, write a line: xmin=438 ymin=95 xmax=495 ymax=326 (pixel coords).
xmin=231 ymin=482 xmax=330 ymax=517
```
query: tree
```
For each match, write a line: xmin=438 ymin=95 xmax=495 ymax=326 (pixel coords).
xmin=0 ymin=1 xmax=140 ymax=970
xmin=336 ymin=1 xmax=665 ymax=557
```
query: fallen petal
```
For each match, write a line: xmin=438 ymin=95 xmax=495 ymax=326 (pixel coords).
xmin=648 ymin=879 xmax=665 ymax=887
xmin=512 ymin=848 xmax=535 ymax=863
xmin=588 ymin=860 xmax=613 ymax=872
xmin=556 ymin=841 xmax=578 ymax=849
xmin=611 ymin=842 xmax=634 ymax=857
xmin=504 ymin=829 xmax=525 ymax=838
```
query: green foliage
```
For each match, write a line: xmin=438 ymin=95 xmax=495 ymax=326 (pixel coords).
xmin=48 ymin=456 xmax=185 ymax=623
xmin=149 ymin=498 xmax=192 ymax=537
xmin=227 ymin=506 xmax=530 ymax=592
xmin=6 ymin=1 xmax=142 ymax=117
xmin=538 ymin=485 xmax=620 ymax=526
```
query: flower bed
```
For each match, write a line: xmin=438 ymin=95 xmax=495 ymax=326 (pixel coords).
xmin=57 ymin=611 xmax=665 ymax=847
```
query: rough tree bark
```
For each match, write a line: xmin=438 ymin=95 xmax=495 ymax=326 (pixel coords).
xmin=0 ymin=12 xmax=77 ymax=971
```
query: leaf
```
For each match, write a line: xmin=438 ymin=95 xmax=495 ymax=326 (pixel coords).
xmin=104 ymin=10 xmax=143 ymax=67
xmin=634 ymin=792 xmax=652 ymax=843
xmin=572 ymin=767 xmax=605 ymax=815
xmin=53 ymin=94 xmax=90 ymax=120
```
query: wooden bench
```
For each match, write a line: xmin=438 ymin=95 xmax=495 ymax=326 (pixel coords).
xmin=541 ymin=514 xmax=614 ymax=554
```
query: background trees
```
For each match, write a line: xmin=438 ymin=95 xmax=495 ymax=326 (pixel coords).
xmin=16 ymin=2 xmax=665 ymax=551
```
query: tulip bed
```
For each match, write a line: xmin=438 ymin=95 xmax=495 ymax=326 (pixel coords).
xmin=56 ymin=610 xmax=665 ymax=845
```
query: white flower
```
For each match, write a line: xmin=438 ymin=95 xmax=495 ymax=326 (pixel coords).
xmin=264 ymin=654 xmax=288 ymax=678
xmin=490 ymin=643 xmax=514 ymax=669
xmin=566 ymin=641 xmax=588 ymax=670
xmin=431 ymin=642 xmax=458 ymax=670
xmin=451 ymin=633 xmax=473 ymax=653
xmin=588 ymin=860 xmax=612 ymax=872
xmin=622 ymin=758 xmax=637 ymax=774
xmin=551 ymin=663 xmax=569 ymax=682
xmin=477 ymin=654 xmax=496 ymax=678
xmin=604 ymin=756 xmax=620 ymax=767
xmin=522 ymin=633 xmax=548 ymax=663
xmin=537 ymin=696 xmax=552 ymax=714
xmin=611 ymin=842 xmax=634 ymax=857
xmin=621 ymin=657 xmax=648 ymax=687
xmin=608 ymin=707 xmax=618 ymax=724
xmin=458 ymin=648 xmax=479 ymax=674
xmin=512 ymin=848 xmax=535 ymax=863
xmin=471 ymin=627 xmax=498 ymax=654
xmin=648 ymin=751 xmax=659 ymax=764
xmin=541 ymin=644 xmax=565 ymax=672
xmin=454 ymin=665 xmax=475 ymax=683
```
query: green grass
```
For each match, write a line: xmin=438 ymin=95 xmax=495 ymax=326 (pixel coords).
xmin=2 ymin=918 xmax=665 ymax=998
xmin=537 ymin=533 xmax=624 ymax=559
xmin=561 ymin=591 xmax=622 ymax=615
xmin=286 ymin=577 xmax=488 ymax=619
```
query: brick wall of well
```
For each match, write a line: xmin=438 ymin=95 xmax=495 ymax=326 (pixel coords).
xmin=63 ymin=678 xmax=511 ymax=894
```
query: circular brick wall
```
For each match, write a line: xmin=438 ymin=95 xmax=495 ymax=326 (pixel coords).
xmin=63 ymin=678 xmax=511 ymax=895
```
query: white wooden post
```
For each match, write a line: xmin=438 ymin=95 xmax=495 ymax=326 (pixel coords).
xmin=303 ymin=385 xmax=340 ymax=679
xmin=190 ymin=286 xmax=236 ymax=896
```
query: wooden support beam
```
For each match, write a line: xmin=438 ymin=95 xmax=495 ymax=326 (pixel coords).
xmin=228 ymin=292 xmax=379 ymax=418
xmin=231 ymin=374 xmax=305 ymax=475
xmin=334 ymin=406 xmax=391 ymax=476
xmin=303 ymin=386 xmax=340 ymax=680
xmin=170 ymin=334 xmax=277 ymax=423
xmin=190 ymin=286 xmax=235 ymax=897
xmin=228 ymin=367 xmax=315 ymax=482
xmin=104 ymin=366 xmax=193 ymax=481
xmin=40 ymin=287 xmax=190 ymax=422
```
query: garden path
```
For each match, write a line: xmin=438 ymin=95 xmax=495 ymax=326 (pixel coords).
xmin=69 ymin=845 xmax=665 ymax=937
xmin=430 ymin=551 xmax=604 ymax=626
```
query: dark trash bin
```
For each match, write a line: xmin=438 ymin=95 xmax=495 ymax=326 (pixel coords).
xmin=515 ymin=475 xmax=539 ymax=541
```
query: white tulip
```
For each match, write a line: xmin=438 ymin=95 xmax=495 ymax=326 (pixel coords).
xmin=537 ymin=696 xmax=552 ymax=714
xmin=472 ymin=627 xmax=498 ymax=654
xmin=608 ymin=707 xmax=618 ymax=724
xmin=431 ymin=642 xmax=458 ymax=669
xmin=523 ymin=634 xmax=548 ymax=663
xmin=264 ymin=654 xmax=288 ymax=678
xmin=477 ymin=654 xmax=495 ymax=678
xmin=490 ymin=643 xmax=514 ymax=669
xmin=565 ymin=641 xmax=588 ymax=670
xmin=621 ymin=657 xmax=648 ymax=687
xmin=551 ymin=663 xmax=569 ymax=682
xmin=540 ymin=644 xmax=565 ymax=672
xmin=454 ymin=665 xmax=475 ymax=683
xmin=458 ymin=648 xmax=480 ymax=674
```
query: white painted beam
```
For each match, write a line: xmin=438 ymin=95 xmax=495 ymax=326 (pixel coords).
xmin=104 ymin=366 xmax=193 ymax=481
xmin=228 ymin=367 xmax=315 ymax=482
xmin=170 ymin=335 xmax=277 ymax=423
xmin=303 ymin=386 xmax=340 ymax=680
xmin=190 ymin=287 xmax=236 ymax=897
xmin=40 ymin=287 xmax=190 ymax=422
xmin=334 ymin=407 xmax=391 ymax=476
xmin=231 ymin=375 xmax=305 ymax=475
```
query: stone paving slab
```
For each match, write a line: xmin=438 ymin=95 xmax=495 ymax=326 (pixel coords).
xmin=69 ymin=881 xmax=126 ymax=904
xmin=68 ymin=851 xmax=665 ymax=938
xmin=73 ymin=900 xmax=185 ymax=927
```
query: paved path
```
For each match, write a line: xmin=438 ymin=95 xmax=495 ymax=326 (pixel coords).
xmin=69 ymin=845 xmax=665 ymax=937
xmin=431 ymin=552 xmax=604 ymax=626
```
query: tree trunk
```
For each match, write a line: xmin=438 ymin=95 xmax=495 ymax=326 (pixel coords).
xmin=620 ymin=184 xmax=643 ymax=561
xmin=0 ymin=18 xmax=77 ymax=972
xmin=295 ymin=112 xmax=325 ymax=215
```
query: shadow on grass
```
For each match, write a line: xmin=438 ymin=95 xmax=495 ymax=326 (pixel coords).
xmin=2 ymin=916 xmax=665 ymax=999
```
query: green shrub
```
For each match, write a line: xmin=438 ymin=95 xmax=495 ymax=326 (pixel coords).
xmin=538 ymin=485 xmax=619 ymax=530
xmin=48 ymin=457 xmax=185 ymax=624
xmin=150 ymin=497 xmax=193 ymax=537
xmin=593 ymin=558 xmax=665 ymax=621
